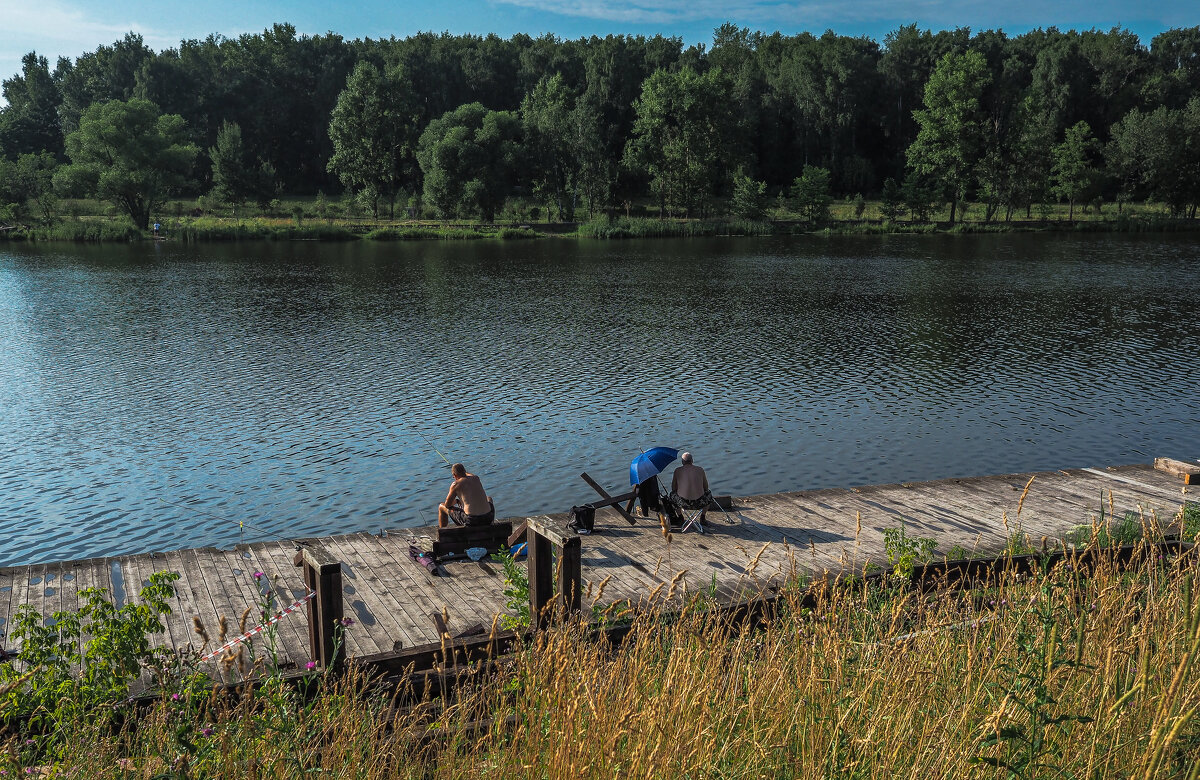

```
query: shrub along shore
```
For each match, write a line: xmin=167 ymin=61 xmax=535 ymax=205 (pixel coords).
xmin=2 ymin=206 xmax=1197 ymax=244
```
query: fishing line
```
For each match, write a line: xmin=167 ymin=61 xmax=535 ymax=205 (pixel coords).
xmin=153 ymin=497 xmax=275 ymax=538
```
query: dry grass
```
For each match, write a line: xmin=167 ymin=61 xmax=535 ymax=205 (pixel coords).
xmin=6 ymin=548 xmax=1199 ymax=778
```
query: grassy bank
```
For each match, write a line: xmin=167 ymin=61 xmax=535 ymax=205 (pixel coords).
xmin=3 ymin=196 xmax=1197 ymax=243
xmin=2 ymin=509 xmax=1198 ymax=777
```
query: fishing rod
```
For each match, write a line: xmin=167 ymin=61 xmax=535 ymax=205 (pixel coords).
xmin=153 ymin=497 xmax=276 ymax=538
xmin=413 ymin=428 xmax=453 ymax=466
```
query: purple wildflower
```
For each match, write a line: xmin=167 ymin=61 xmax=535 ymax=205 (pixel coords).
xmin=306 ymin=661 xmax=317 ymax=671
xmin=340 ymin=617 xmax=354 ymax=627
xmin=201 ymin=727 xmax=214 ymax=737
xmin=253 ymin=571 xmax=264 ymax=580
xmin=171 ymin=693 xmax=181 ymax=701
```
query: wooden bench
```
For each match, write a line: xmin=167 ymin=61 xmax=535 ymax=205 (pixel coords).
xmin=433 ymin=521 xmax=514 ymax=560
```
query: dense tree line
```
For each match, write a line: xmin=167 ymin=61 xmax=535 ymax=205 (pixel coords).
xmin=2 ymin=22 xmax=1200 ymax=227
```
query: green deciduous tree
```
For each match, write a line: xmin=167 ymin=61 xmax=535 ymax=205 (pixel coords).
xmin=209 ymin=120 xmax=274 ymax=211
xmin=1107 ymin=98 xmax=1200 ymax=217
xmin=0 ymin=52 xmax=63 ymax=159
xmin=624 ymin=66 xmax=739 ymax=219
xmin=55 ymin=98 xmax=197 ymax=229
xmin=416 ymin=103 xmax=523 ymax=221
xmin=902 ymin=172 xmax=940 ymax=221
xmin=880 ymin=177 xmax=905 ymax=221
xmin=1050 ymin=121 xmax=1098 ymax=221
xmin=790 ymin=165 xmax=832 ymax=222
xmin=906 ymin=50 xmax=991 ymax=223
xmin=521 ymin=73 xmax=577 ymax=221
xmin=0 ymin=152 xmax=59 ymax=224
xmin=729 ymin=170 xmax=767 ymax=219
xmin=327 ymin=61 xmax=418 ymax=218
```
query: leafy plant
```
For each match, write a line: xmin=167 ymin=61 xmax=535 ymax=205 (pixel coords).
xmin=882 ymin=521 xmax=937 ymax=578
xmin=1180 ymin=503 xmax=1200 ymax=542
xmin=974 ymin=575 xmax=1094 ymax=776
xmin=0 ymin=571 xmax=180 ymax=749
xmin=492 ymin=547 xmax=531 ymax=631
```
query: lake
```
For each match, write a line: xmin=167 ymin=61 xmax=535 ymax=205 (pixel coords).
xmin=1 ymin=233 xmax=1198 ymax=565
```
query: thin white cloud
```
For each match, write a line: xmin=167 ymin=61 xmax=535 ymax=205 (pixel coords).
xmin=0 ymin=0 xmax=183 ymax=104
xmin=491 ymin=0 xmax=1181 ymax=29
xmin=0 ymin=0 xmax=178 ymax=78
xmin=491 ymin=0 xmax=954 ymax=25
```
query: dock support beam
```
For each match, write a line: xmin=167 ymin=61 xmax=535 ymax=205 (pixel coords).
xmin=526 ymin=516 xmax=581 ymax=629
xmin=297 ymin=544 xmax=345 ymax=671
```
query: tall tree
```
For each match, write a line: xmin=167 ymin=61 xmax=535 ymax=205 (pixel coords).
xmin=906 ymin=50 xmax=991 ymax=223
xmin=521 ymin=73 xmax=577 ymax=221
xmin=416 ymin=103 xmax=523 ymax=221
xmin=55 ymin=98 xmax=197 ymax=229
xmin=1050 ymin=121 xmax=1098 ymax=221
xmin=0 ymin=152 xmax=58 ymax=224
xmin=790 ymin=165 xmax=832 ymax=222
xmin=327 ymin=61 xmax=418 ymax=217
xmin=0 ymin=53 xmax=63 ymax=159
xmin=1107 ymin=100 xmax=1200 ymax=217
xmin=624 ymin=66 xmax=739 ymax=218
xmin=209 ymin=120 xmax=277 ymax=210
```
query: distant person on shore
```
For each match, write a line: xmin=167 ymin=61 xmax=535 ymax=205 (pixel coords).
xmin=153 ymin=221 xmax=161 ymax=237
xmin=669 ymin=451 xmax=712 ymax=524
xmin=438 ymin=463 xmax=495 ymax=527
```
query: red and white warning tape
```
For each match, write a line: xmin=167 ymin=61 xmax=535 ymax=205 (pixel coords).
xmin=200 ymin=590 xmax=316 ymax=662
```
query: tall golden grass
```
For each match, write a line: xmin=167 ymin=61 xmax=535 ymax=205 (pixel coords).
xmin=7 ymin=547 xmax=1199 ymax=778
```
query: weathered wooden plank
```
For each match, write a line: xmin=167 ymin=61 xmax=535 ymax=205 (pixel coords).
xmin=232 ymin=544 xmax=310 ymax=665
xmin=157 ymin=549 xmax=208 ymax=656
xmin=25 ymin=564 xmax=53 ymax=630
xmin=179 ymin=547 xmax=235 ymax=658
xmin=1113 ymin=464 xmax=1200 ymax=496
xmin=877 ymin=482 xmax=1010 ymax=554
xmin=580 ymin=473 xmax=637 ymax=525
xmin=319 ymin=534 xmax=400 ymax=656
xmin=245 ymin=542 xmax=315 ymax=664
xmin=4 ymin=565 xmax=32 ymax=652
xmin=1064 ymin=468 xmax=1188 ymax=515
xmin=117 ymin=553 xmax=176 ymax=652
xmin=369 ymin=535 xmax=462 ymax=646
xmin=348 ymin=537 xmax=429 ymax=651
xmin=214 ymin=546 xmax=306 ymax=665
xmin=397 ymin=530 xmax=503 ymax=633
xmin=0 ymin=566 xmax=16 ymax=651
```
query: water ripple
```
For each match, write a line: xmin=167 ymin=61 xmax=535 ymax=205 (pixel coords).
xmin=1 ymin=234 xmax=1198 ymax=565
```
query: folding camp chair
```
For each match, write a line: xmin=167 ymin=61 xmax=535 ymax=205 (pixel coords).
xmin=666 ymin=491 xmax=712 ymax=534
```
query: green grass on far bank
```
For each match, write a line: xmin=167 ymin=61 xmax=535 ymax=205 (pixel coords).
xmin=3 ymin=195 xmax=1197 ymax=243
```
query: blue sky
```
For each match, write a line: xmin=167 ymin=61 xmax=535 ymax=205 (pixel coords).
xmin=1 ymin=0 xmax=1195 ymax=89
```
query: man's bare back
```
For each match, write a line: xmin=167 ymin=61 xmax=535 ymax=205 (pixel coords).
xmin=438 ymin=463 xmax=495 ymax=527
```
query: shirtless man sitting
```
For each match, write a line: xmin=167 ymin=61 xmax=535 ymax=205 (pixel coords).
xmin=438 ymin=463 xmax=495 ymax=527
xmin=669 ymin=451 xmax=711 ymax=525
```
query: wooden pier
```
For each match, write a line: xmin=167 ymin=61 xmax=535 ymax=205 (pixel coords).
xmin=1 ymin=462 xmax=1195 ymax=672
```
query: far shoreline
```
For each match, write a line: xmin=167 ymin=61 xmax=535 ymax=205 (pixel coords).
xmin=4 ymin=212 xmax=1199 ymax=244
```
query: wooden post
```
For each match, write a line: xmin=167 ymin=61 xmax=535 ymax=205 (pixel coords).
xmin=298 ymin=544 xmax=344 ymax=670
xmin=527 ymin=528 xmax=554 ymax=630
xmin=558 ymin=536 xmax=582 ymax=617
xmin=527 ymin=516 xmax=582 ymax=628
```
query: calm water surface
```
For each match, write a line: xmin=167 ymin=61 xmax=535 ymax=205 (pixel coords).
xmin=1 ymin=233 xmax=1198 ymax=565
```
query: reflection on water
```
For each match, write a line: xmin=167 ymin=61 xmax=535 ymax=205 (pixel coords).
xmin=1 ymin=234 xmax=1198 ymax=565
